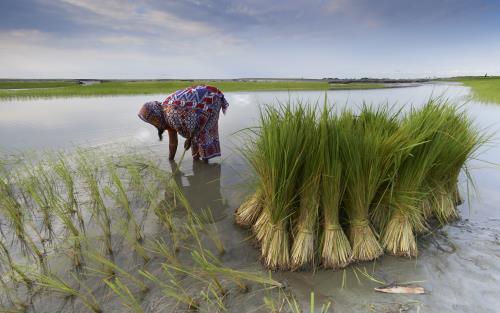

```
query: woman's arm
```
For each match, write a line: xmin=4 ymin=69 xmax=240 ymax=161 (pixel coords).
xmin=168 ymin=129 xmax=178 ymax=160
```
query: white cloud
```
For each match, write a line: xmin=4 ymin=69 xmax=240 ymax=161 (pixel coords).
xmin=34 ymin=0 xmax=246 ymax=56
xmin=0 ymin=28 xmax=245 ymax=78
xmin=56 ymin=0 xmax=218 ymax=36
xmin=324 ymin=0 xmax=348 ymax=13
xmin=1 ymin=26 xmax=499 ymax=79
xmin=97 ymin=35 xmax=146 ymax=45
xmin=1 ymin=29 xmax=51 ymax=42
xmin=1 ymin=0 xmax=499 ymax=78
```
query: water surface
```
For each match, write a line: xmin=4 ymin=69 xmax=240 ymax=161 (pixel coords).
xmin=1 ymin=83 xmax=499 ymax=312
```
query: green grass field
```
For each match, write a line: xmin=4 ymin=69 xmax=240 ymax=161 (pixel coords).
xmin=0 ymin=80 xmax=78 ymax=89
xmin=0 ymin=80 xmax=331 ymax=99
xmin=329 ymin=83 xmax=387 ymax=90
xmin=0 ymin=80 xmax=394 ymax=99
xmin=456 ymin=77 xmax=500 ymax=104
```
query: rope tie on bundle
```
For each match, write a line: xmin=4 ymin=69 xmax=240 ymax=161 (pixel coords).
xmin=326 ymin=224 xmax=343 ymax=231
xmin=270 ymin=223 xmax=284 ymax=231
xmin=350 ymin=219 xmax=369 ymax=227
xmin=298 ymin=227 xmax=313 ymax=235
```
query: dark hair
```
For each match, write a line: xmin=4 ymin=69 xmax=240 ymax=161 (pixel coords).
xmin=158 ymin=128 xmax=165 ymax=141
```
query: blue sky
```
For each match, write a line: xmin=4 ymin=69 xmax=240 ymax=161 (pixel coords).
xmin=1 ymin=0 xmax=499 ymax=79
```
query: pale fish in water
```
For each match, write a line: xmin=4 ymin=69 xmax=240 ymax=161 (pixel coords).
xmin=374 ymin=283 xmax=425 ymax=294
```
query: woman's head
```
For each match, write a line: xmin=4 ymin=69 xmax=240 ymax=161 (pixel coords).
xmin=138 ymin=101 xmax=167 ymax=140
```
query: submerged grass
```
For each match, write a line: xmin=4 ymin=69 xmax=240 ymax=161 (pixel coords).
xmin=0 ymin=148 xmax=288 ymax=312
xmin=76 ymin=151 xmax=114 ymax=258
xmin=104 ymin=277 xmax=144 ymax=313
xmin=53 ymin=153 xmax=86 ymax=233
xmin=140 ymin=269 xmax=199 ymax=310
xmin=34 ymin=272 xmax=102 ymax=313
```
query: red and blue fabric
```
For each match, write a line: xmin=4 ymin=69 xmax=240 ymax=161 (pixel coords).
xmin=162 ymin=85 xmax=228 ymax=160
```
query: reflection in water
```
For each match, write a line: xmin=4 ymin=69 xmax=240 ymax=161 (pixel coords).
xmin=169 ymin=159 xmax=227 ymax=222
xmin=1 ymin=86 xmax=499 ymax=312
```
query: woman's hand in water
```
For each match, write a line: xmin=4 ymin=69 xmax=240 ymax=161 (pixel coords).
xmin=169 ymin=159 xmax=180 ymax=173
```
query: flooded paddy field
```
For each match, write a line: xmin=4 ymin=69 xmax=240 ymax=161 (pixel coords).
xmin=0 ymin=82 xmax=499 ymax=312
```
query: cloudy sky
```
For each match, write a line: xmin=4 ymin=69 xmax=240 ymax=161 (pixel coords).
xmin=1 ymin=0 xmax=499 ymax=79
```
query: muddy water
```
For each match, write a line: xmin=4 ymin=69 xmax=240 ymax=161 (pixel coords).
xmin=1 ymin=82 xmax=499 ymax=312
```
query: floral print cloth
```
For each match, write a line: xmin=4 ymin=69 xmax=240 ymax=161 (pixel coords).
xmin=138 ymin=85 xmax=229 ymax=160
xmin=162 ymin=85 xmax=228 ymax=160
xmin=137 ymin=101 xmax=166 ymax=129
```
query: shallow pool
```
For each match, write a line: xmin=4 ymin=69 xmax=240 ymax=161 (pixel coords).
xmin=1 ymin=82 xmax=499 ymax=312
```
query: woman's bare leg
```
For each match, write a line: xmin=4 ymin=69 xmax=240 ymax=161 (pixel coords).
xmin=191 ymin=141 xmax=200 ymax=160
xmin=168 ymin=129 xmax=178 ymax=160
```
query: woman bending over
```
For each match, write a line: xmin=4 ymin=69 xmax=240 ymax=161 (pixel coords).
xmin=138 ymin=85 xmax=229 ymax=162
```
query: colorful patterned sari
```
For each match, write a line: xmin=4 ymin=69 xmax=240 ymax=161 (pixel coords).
xmin=162 ymin=85 xmax=228 ymax=160
xmin=138 ymin=85 xmax=229 ymax=160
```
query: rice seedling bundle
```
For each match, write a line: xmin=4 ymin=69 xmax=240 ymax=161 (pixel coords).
xmin=424 ymin=105 xmax=485 ymax=224
xmin=248 ymin=103 xmax=307 ymax=269
xmin=238 ymin=127 xmax=272 ymax=238
xmin=319 ymin=108 xmax=351 ymax=269
xmin=236 ymin=99 xmax=485 ymax=270
xmin=339 ymin=105 xmax=402 ymax=261
xmin=242 ymin=151 xmax=268 ymax=245
xmin=378 ymin=102 xmax=453 ymax=256
xmin=234 ymin=188 xmax=263 ymax=228
xmin=291 ymin=106 xmax=321 ymax=269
